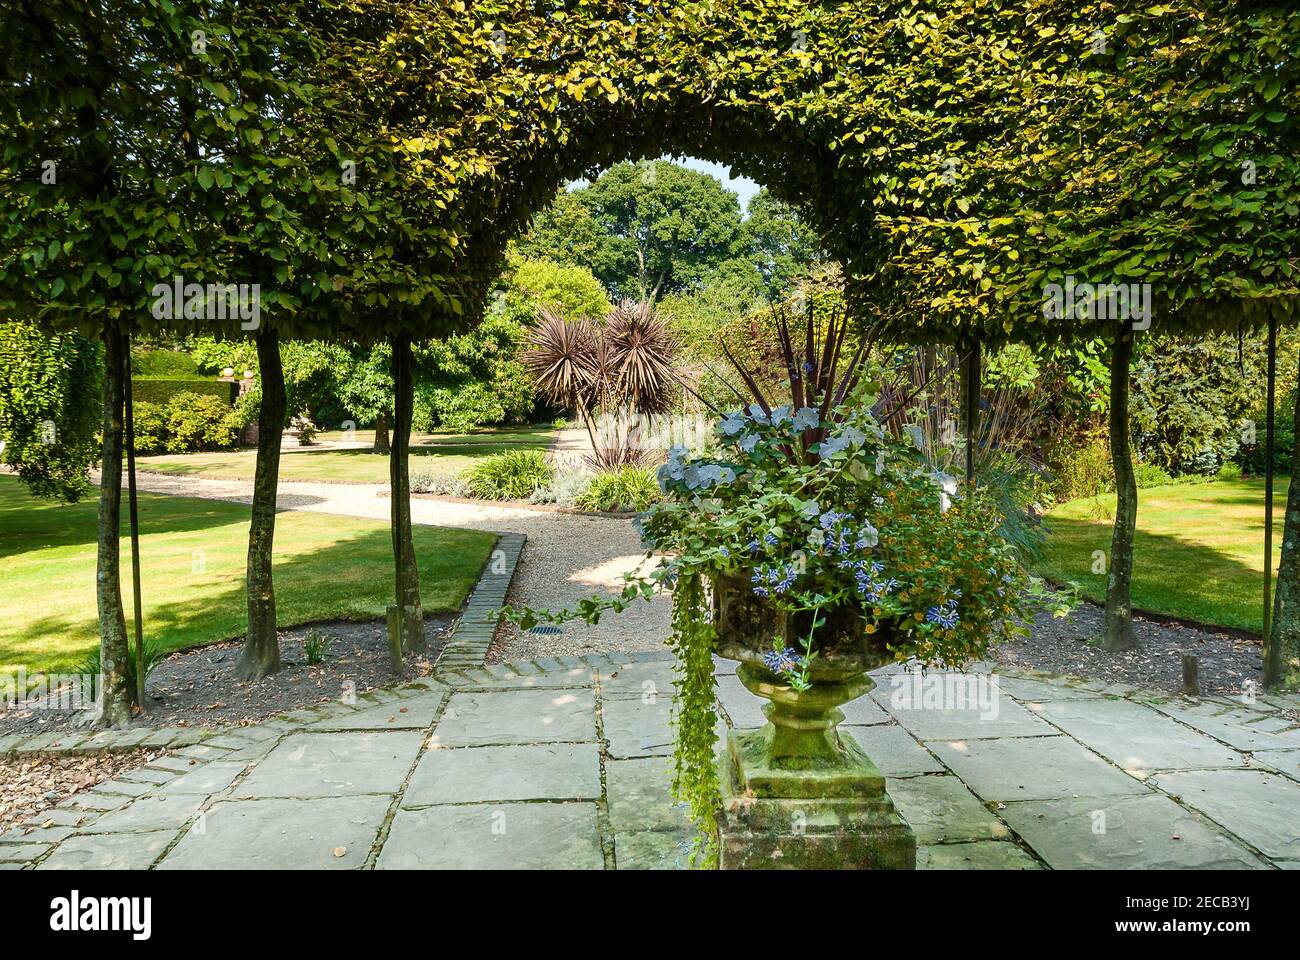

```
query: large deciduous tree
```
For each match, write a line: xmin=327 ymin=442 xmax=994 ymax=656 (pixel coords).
xmin=519 ymin=160 xmax=745 ymax=302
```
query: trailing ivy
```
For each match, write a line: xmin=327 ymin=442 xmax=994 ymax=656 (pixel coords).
xmin=668 ymin=572 xmax=722 ymax=866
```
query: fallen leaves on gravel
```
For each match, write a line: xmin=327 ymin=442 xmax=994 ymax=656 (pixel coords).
xmin=0 ymin=751 xmax=155 ymax=835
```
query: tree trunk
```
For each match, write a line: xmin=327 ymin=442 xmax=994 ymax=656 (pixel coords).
xmin=1102 ymin=330 xmax=1138 ymax=652
xmin=373 ymin=413 xmax=391 ymax=454
xmin=961 ymin=340 xmax=981 ymax=489
xmin=1266 ymin=353 xmax=1300 ymax=690
xmin=122 ymin=341 xmax=146 ymax=710
xmin=95 ymin=327 xmax=133 ymax=727
xmin=390 ymin=334 xmax=424 ymax=651
xmin=237 ymin=328 xmax=286 ymax=680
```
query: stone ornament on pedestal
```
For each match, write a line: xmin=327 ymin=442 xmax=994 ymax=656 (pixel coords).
xmin=712 ymin=574 xmax=916 ymax=870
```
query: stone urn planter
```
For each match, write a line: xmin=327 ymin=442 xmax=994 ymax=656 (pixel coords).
xmin=712 ymin=573 xmax=916 ymax=870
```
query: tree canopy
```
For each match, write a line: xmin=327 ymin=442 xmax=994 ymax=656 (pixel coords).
xmin=6 ymin=1 xmax=1293 ymax=348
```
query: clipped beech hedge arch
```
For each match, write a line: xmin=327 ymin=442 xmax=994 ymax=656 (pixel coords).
xmin=380 ymin=0 xmax=1298 ymax=348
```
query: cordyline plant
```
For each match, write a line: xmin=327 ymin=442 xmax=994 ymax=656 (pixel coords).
xmin=525 ymin=301 xmax=679 ymax=469
xmin=504 ymin=310 xmax=1057 ymax=863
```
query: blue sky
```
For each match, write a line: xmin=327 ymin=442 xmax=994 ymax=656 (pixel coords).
xmin=675 ymin=155 xmax=761 ymax=210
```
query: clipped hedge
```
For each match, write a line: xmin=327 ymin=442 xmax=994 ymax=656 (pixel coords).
xmin=131 ymin=348 xmax=200 ymax=378
xmin=132 ymin=377 xmax=235 ymax=407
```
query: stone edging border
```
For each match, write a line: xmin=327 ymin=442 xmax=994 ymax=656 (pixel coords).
xmin=433 ymin=532 xmax=526 ymax=672
xmin=0 ymin=725 xmax=213 ymax=762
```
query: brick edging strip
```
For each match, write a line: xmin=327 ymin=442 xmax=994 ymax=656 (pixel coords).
xmin=434 ymin=532 xmax=526 ymax=672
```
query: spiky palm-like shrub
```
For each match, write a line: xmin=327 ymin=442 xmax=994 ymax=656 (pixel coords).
xmin=526 ymin=302 xmax=680 ymax=469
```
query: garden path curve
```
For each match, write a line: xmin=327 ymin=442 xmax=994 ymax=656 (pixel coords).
xmin=125 ymin=470 xmax=672 ymax=661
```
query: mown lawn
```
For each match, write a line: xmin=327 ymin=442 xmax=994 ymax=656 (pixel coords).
xmin=136 ymin=424 xmax=557 ymax=482
xmin=1036 ymin=478 xmax=1285 ymax=633
xmin=0 ymin=475 xmax=496 ymax=674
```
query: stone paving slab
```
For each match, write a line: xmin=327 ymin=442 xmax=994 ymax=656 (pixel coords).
xmin=599 ymin=661 xmax=678 ymax=701
xmin=929 ymin=735 xmax=1151 ymax=802
xmin=8 ymin=653 xmax=1300 ymax=870
xmin=615 ymin=830 xmax=694 ymax=870
xmin=1151 ymin=769 xmax=1300 ymax=860
xmin=886 ymin=775 xmax=1013 ymax=844
xmin=877 ymin=692 xmax=1059 ymax=742
xmin=37 ymin=831 xmax=174 ymax=870
xmin=918 ymin=841 xmax=1042 ymax=869
xmin=234 ymin=732 xmax=424 ymax=799
xmin=606 ymin=756 xmax=693 ymax=833
xmin=845 ymin=724 xmax=945 ymax=777
xmin=1253 ymin=748 xmax=1300 ymax=781
xmin=1148 ymin=701 xmax=1300 ymax=753
xmin=601 ymin=696 xmax=676 ymax=758
xmin=1033 ymin=698 xmax=1248 ymax=775
xmin=431 ymin=689 xmax=596 ymax=747
xmin=79 ymin=794 xmax=205 ymax=835
xmin=993 ymin=676 xmax=1106 ymax=702
xmin=160 ymin=796 xmax=391 ymax=870
xmin=403 ymin=743 xmax=601 ymax=805
xmin=715 ymin=673 xmax=768 ymax=728
xmin=377 ymin=801 xmax=605 ymax=869
xmin=153 ymin=760 xmax=249 ymax=796
xmin=998 ymin=794 xmax=1267 ymax=869
xmin=0 ymin=843 xmax=51 ymax=863
xmin=308 ymin=693 xmax=446 ymax=731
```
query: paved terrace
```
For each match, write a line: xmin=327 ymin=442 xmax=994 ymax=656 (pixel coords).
xmin=2 ymin=655 xmax=1299 ymax=870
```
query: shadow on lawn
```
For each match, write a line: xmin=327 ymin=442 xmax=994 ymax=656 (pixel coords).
xmin=4 ymin=520 xmax=493 ymax=674
xmin=0 ymin=484 xmax=267 ymax=560
xmin=1040 ymin=515 xmax=1274 ymax=632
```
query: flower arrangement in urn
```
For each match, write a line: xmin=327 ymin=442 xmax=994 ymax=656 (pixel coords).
xmin=505 ymin=303 xmax=1038 ymax=867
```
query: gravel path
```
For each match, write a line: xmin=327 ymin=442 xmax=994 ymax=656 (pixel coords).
xmin=128 ymin=471 xmax=673 ymax=661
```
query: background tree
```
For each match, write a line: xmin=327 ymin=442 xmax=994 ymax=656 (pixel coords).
xmin=0 ymin=321 xmax=102 ymax=503
xmin=333 ymin=344 xmax=394 ymax=450
xmin=742 ymin=188 xmax=826 ymax=298
xmin=518 ymin=160 xmax=745 ymax=301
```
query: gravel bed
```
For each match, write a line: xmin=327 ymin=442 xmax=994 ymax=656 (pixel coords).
xmin=995 ymin=599 xmax=1265 ymax=696
xmin=0 ymin=751 xmax=155 ymax=836
xmin=488 ymin=513 xmax=672 ymax=662
xmin=0 ymin=617 xmax=452 ymax=735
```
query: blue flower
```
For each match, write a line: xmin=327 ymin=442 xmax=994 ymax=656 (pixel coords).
xmin=759 ymin=642 xmax=800 ymax=671
xmin=819 ymin=510 xmax=850 ymax=530
xmin=752 ymin=562 xmax=798 ymax=596
xmin=925 ymin=600 xmax=960 ymax=629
